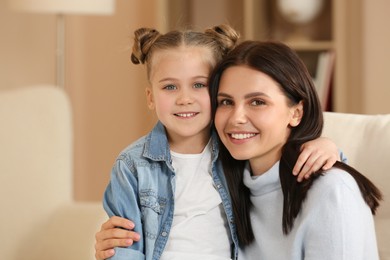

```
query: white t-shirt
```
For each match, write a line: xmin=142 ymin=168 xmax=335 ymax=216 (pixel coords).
xmin=160 ymin=142 xmax=232 ymax=260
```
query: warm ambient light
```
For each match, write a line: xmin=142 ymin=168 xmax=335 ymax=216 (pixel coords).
xmin=7 ymin=0 xmax=115 ymax=89
xmin=8 ymin=0 xmax=115 ymax=15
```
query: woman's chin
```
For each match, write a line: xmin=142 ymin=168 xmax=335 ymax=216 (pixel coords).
xmin=228 ymin=151 xmax=252 ymax=161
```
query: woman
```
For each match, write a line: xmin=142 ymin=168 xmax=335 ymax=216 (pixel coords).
xmin=210 ymin=40 xmax=382 ymax=259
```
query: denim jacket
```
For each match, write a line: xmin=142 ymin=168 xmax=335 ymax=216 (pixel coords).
xmin=103 ymin=121 xmax=239 ymax=260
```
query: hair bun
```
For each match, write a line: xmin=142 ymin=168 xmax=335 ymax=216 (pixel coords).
xmin=205 ymin=24 xmax=240 ymax=55
xmin=131 ymin=28 xmax=161 ymax=64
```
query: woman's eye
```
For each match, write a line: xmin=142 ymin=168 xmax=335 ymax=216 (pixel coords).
xmin=194 ymin=83 xmax=206 ymax=89
xmin=164 ymin=84 xmax=176 ymax=90
xmin=251 ymin=99 xmax=265 ymax=106
xmin=218 ymin=99 xmax=233 ymax=106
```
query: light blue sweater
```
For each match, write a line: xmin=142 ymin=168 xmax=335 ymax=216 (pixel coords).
xmin=240 ymin=161 xmax=379 ymax=260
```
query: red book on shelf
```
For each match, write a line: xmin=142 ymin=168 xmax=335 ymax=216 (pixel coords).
xmin=314 ymin=50 xmax=335 ymax=111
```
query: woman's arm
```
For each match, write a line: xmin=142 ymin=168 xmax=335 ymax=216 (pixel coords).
xmin=95 ymin=216 xmax=139 ymax=260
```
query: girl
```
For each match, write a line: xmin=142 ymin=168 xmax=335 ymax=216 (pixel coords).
xmin=211 ymin=40 xmax=381 ymax=259
xmin=98 ymin=26 xmax=341 ymax=260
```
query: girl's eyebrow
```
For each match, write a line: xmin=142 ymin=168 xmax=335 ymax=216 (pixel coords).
xmin=159 ymin=77 xmax=177 ymax=83
xmin=192 ymin=75 xmax=209 ymax=82
xmin=159 ymin=75 xmax=208 ymax=83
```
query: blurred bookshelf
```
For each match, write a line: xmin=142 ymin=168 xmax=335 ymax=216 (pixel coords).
xmin=162 ymin=0 xmax=361 ymax=112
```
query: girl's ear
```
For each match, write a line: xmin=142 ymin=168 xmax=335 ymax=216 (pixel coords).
xmin=289 ymin=101 xmax=303 ymax=127
xmin=145 ymin=87 xmax=155 ymax=110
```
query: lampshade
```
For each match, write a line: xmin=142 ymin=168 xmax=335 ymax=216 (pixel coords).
xmin=8 ymin=0 xmax=115 ymax=15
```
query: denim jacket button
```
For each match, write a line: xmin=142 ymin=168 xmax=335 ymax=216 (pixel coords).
xmin=161 ymin=231 xmax=168 ymax=237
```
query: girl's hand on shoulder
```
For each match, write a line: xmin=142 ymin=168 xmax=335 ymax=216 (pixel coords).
xmin=293 ymin=137 xmax=339 ymax=182
xmin=95 ymin=216 xmax=140 ymax=260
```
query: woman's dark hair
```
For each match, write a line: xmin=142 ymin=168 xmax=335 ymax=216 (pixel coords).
xmin=209 ymin=41 xmax=382 ymax=246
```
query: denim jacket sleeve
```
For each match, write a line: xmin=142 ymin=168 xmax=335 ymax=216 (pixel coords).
xmin=103 ymin=157 xmax=145 ymax=260
xmin=339 ymin=149 xmax=348 ymax=163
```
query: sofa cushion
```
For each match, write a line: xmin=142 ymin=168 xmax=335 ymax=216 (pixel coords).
xmin=323 ymin=112 xmax=390 ymax=259
xmin=323 ymin=112 xmax=390 ymax=217
xmin=0 ymin=86 xmax=73 ymax=259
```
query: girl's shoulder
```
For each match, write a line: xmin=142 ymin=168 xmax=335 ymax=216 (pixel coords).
xmin=120 ymin=134 xmax=149 ymax=156
xmin=120 ymin=122 xmax=169 ymax=159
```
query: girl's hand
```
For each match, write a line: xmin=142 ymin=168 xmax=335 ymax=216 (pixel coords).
xmin=95 ymin=216 xmax=140 ymax=260
xmin=293 ymin=137 xmax=339 ymax=182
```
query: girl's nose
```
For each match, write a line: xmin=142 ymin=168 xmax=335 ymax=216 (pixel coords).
xmin=176 ymin=89 xmax=194 ymax=105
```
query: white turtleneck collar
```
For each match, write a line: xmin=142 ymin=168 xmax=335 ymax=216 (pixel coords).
xmin=243 ymin=161 xmax=281 ymax=196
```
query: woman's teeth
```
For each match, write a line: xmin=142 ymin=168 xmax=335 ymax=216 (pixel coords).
xmin=230 ymin=133 xmax=256 ymax=140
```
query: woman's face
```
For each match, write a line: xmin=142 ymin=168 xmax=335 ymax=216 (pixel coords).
xmin=215 ymin=65 xmax=302 ymax=175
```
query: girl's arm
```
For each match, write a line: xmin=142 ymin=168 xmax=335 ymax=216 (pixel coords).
xmin=102 ymin=159 xmax=145 ymax=260
xmin=293 ymin=137 xmax=343 ymax=182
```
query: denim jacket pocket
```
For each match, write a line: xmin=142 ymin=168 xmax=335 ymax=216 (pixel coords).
xmin=139 ymin=189 xmax=167 ymax=215
xmin=139 ymin=189 xmax=167 ymax=240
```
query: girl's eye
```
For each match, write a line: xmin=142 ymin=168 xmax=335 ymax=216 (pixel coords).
xmin=194 ymin=83 xmax=206 ymax=89
xmin=164 ymin=84 xmax=177 ymax=90
xmin=251 ymin=99 xmax=265 ymax=106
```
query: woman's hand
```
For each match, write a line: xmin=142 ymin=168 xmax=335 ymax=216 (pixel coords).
xmin=95 ymin=216 xmax=140 ymax=260
xmin=293 ymin=137 xmax=339 ymax=182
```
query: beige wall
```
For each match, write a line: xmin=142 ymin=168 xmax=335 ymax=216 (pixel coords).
xmin=0 ymin=0 xmax=56 ymax=89
xmin=362 ymin=0 xmax=390 ymax=114
xmin=66 ymin=0 xmax=159 ymax=200
xmin=1 ymin=0 xmax=390 ymax=201
xmin=0 ymin=0 xmax=159 ymax=201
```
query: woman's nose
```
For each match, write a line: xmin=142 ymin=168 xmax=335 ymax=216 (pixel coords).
xmin=230 ymin=105 xmax=247 ymax=125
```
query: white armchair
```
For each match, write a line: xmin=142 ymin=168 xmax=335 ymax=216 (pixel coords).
xmin=0 ymin=86 xmax=107 ymax=260
xmin=323 ymin=112 xmax=390 ymax=260
xmin=1 ymin=86 xmax=388 ymax=259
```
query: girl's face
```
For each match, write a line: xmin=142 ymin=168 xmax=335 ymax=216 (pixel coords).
xmin=215 ymin=65 xmax=302 ymax=175
xmin=147 ymin=46 xmax=213 ymax=152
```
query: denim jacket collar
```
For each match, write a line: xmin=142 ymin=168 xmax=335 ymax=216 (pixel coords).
xmin=143 ymin=121 xmax=219 ymax=164
xmin=143 ymin=121 xmax=172 ymax=163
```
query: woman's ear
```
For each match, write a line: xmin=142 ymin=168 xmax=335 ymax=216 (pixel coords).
xmin=145 ymin=87 xmax=155 ymax=110
xmin=289 ymin=101 xmax=303 ymax=127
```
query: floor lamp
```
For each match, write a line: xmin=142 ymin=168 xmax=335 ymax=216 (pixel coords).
xmin=8 ymin=0 xmax=115 ymax=89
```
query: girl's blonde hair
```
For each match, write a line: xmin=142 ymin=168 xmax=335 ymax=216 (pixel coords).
xmin=130 ymin=24 xmax=240 ymax=79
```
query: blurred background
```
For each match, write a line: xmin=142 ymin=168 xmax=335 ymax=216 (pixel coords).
xmin=1 ymin=0 xmax=389 ymax=202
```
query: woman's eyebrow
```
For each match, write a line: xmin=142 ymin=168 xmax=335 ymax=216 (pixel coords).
xmin=217 ymin=92 xmax=232 ymax=98
xmin=217 ymin=91 xmax=270 ymax=99
xmin=244 ymin=92 xmax=269 ymax=99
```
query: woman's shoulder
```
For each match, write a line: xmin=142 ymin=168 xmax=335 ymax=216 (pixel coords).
xmin=309 ymin=167 xmax=361 ymax=199
xmin=301 ymin=167 xmax=371 ymax=221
